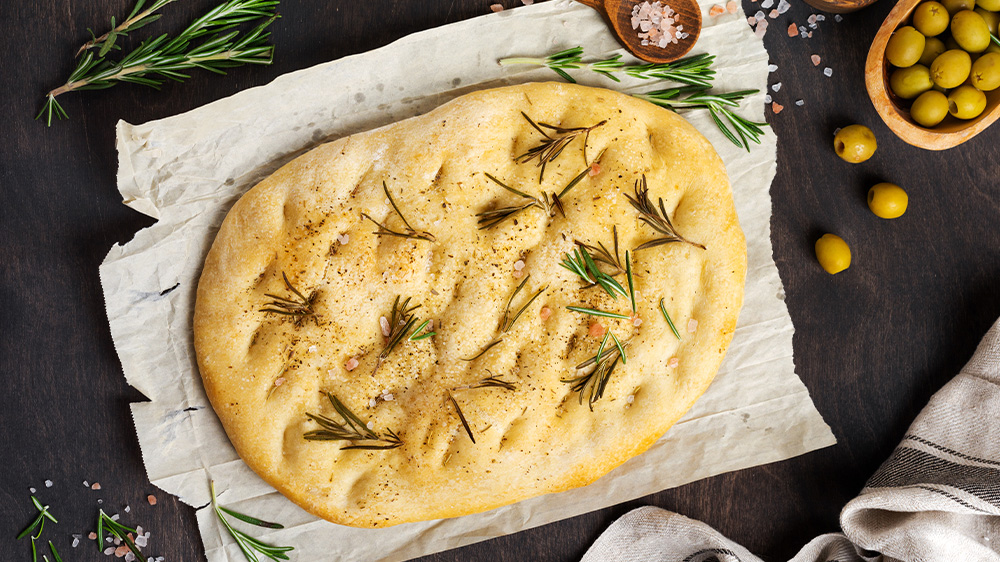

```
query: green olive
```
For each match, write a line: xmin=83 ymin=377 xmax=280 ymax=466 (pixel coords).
xmin=920 ymin=36 xmax=949 ymax=65
xmin=815 ymin=234 xmax=851 ymax=274
xmin=978 ymin=0 xmax=1000 ymax=10
xmin=886 ymin=26 xmax=927 ymax=67
xmin=931 ymin=49 xmax=973 ymax=87
xmin=975 ymin=7 xmax=1000 ymax=34
xmin=868 ymin=183 xmax=909 ymax=219
xmin=942 ymin=0 xmax=975 ymax=15
xmin=951 ymin=10 xmax=991 ymax=52
xmin=948 ymin=84 xmax=988 ymax=117
xmin=833 ymin=124 xmax=877 ymax=163
xmin=911 ymin=90 xmax=951 ymax=126
xmin=914 ymin=1 xmax=952 ymax=35
xmin=890 ymin=64 xmax=935 ymax=98
xmin=971 ymin=51 xmax=1000 ymax=89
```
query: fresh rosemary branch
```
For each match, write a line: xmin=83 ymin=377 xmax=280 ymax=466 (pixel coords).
xmin=79 ymin=0 xmax=177 ymax=57
xmin=516 ymin=112 xmax=606 ymax=182
xmin=376 ymin=296 xmax=421 ymax=373
xmin=577 ymin=226 xmax=622 ymax=272
xmin=37 ymin=0 xmax=279 ymax=126
xmin=363 ymin=181 xmax=436 ymax=241
xmin=634 ymin=86 xmax=768 ymax=151
xmin=499 ymin=47 xmax=716 ymax=88
xmin=626 ymin=175 xmax=706 ymax=251
xmin=560 ymin=245 xmax=628 ymax=301
xmin=460 ymin=339 xmax=503 ymax=362
xmin=500 ymin=275 xmax=547 ymax=333
xmin=452 ymin=372 xmax=517 ymax=391
xmin=304 ymin=392 xmax=403 ymax=449
xmin=210 ymin=481 xmax=293 ymax=562
xmin=659 ymin=298 xmax=682 ymax=340
xmin=566 ymin=306 xmax=630 ymax=320
xmin=448 ymin=392 xmax=476 ymax=443
xmin=98 ymin=509 xmax=146 ymax=562
xmin=260 ymin=272 xmax=314 ymax=317
xmin=563 ymin=331 xmax=629 ymax=410
xmin=18 ymin=496 xmax=58 ymax=562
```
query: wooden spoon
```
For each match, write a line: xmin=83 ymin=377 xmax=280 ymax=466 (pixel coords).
xmin=576 ymin=0 xmax=702 ymax=63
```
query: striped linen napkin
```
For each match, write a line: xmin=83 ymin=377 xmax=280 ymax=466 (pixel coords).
xmin=582 ymin=316 xmax=1000 ymax=562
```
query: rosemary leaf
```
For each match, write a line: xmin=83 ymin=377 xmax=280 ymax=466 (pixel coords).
xmin=460 ymin=338 xmax=504 ymax=361
xmin=500 ymin=275 xmax=547 ymax=333
xmin=304 ymin=392 xmax=402 ymax=450
xmin=79 ymin=0 xmax=178 ymax=57
xmin=625 ymin=250 xmax=636 ymax=313
xmin=219 ymin=506 xmax=285 ymax=529
xmin=363 ymin=181 xmax=435 ymax=241
xmin=448 ymin=393 xmax=476 ymax=444
xmin=48 ymin=541 xmax=63 ymax=562
xmin=260 ymin=272 xmax=314 ymax=317
xmin=408 ymin=319 xmax=436 ymax=341
xmin=499 ymin=47 xmax=716 ymax=88
xmin=515 ymin=112 xmax=606 ymax=182
xmin=625 ymin=175 xmax=705 ymax=251
xmin=561 ymin=244 xmax=628 ymax=300
xmin=563 ymin=332 xmax=630 ymax=410
xmin=97 ymin=509 xmax=146 ymax=562
xmin=633 ymin=87 xmax=768 ymax=151
xmin=566 ymin=306 xmax=629 ymax=320
xmin=659 ymin=298 xmax=682 ymax=340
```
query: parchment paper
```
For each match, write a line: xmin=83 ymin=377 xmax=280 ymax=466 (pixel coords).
xmin=100 ymin=1 xmax=836 ymax=560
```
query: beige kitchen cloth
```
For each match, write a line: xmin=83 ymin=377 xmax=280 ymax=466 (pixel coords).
xmin=100 ymin=0 xmax=835 ymax=560
xmin=582 ymin=316 xmax=1000 ymax=562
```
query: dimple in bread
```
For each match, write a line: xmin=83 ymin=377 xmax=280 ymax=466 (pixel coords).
xmin=193 ymin=82 xmax=746 ymax=528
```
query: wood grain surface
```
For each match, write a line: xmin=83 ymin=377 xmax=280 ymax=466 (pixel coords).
xmin=2 ymin=0 xmax=999 ymax=560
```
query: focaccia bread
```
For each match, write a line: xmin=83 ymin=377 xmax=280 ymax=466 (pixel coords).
xmin=194 ymin=82 xmax=746 ymax=528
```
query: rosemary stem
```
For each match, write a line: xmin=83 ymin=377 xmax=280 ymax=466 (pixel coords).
xmin=498 ymin=56 xmax=551 ymax=67
xmin=77 ymin=2 xmax=173 ymax=56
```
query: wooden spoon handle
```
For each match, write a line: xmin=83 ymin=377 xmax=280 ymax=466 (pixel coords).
xmin=575 ymin=0 xmax=606 ymax=12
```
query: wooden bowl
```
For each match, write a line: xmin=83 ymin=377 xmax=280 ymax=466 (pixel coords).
xmin=865 ymin=0 xmax=1000 ymax=150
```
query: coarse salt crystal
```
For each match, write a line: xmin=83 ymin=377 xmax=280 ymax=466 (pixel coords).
xmin=823 ymin=67 xmax=833 ymax=77
xmin=366 ymin=421 xmax=375 ymax=430
xmin=379 ymin=316 xmax=391 ymax=337
xmin=754 ymin=10 xmax=765 ymax=20
xmin=761 ymin=0 xmax=774 ymax=8
xmin=811 ymin=54 xmax=821 ymax=66
xmin=136 ymin=527 xmax=143 ymax=536
xmin=687 ymin=319 xmax=698 ymax=333
xmin=772 ymin=102 xmax=784 ymax=114
xmin=808 ymin=14 xmax=817 ymax=24
xmin=308 ymin=345 xmax=317 ymax=353
xmin=490 ymin=3 xmax=503 ymax=12
xmin=589 ymin=322 xmax=606 ymax=338
xmin=274 ymin=377 xmax=285 ymax=387
xmin=92 ymin=482 xmax=101 ymax=490
xmin=589 ymin=162 xmax=601 ymax=176
xmin=385 ymin=394 xmax=394 ymax=401
xmin=540 ymin=306 xmax=552 ymax=320
xmin=135 ymin=537 xmax=148 ymax=548
xmin=72 ymin=537 xmax=80 ymax=548
xmin=777 ymin=0 xmax=791 ymax=13
xmin=768 ymin=64 xmax=778 ymax=72
xmin=633 ymin=316 xmax=643 ymax=327
xmin=522 ymin=0 xmax=533 ymax=4
xmin=337 ymin=233 xmax=349 ymax=245
xmin=754 ymin=20 xmax=768 ymax=37
xmin=816 ymin=14 xmax=826 ymax=21
xmin=30 ymin=487 xmax=36 ymax=493
xmin=124 ymin=505 xmax=131 ymax=513
xmin=116 ymin=545 xmax=130 ymax=557
xmin=835 ymin=14 xmax=843 ymax=22
xmin=764 ymin=94 xmax=772 ymax=103
xmin=668 ymin=357 xmax=680 ymax=368
xmin=787 ymin=23 xmax=798 ymax=37
xmin=45 ymin=480 xmax=53 ymax=487
xmin=626 ymin=394 xmax=635 ymax=404
xmin=709 ymin=4 xmax=725 ymax=16
xmin=513 ymin=269 xmax=525 ymax=279
xmin=726 ymin=1 xmax=738 ymax=13
xmin=83 ymin=481 xmax=89 ymax=487
xmin=772 ymin=82 xmax=781 ymax=92
xmin=104 ymin=547 xmax=116 ymax=555
xmin=513 ymin=260 xmax=525 ymax=271
xmin=89 ymin=532 xmax=98 ymax=540
xmin=747 ymin=16 xmax=756 ymax=25
xmin=125 ymin=552 xmax=136 ymax=562
xmin=369 ymin=398 xmax=377 ymax=408
xmin=112 ymin=513 xmax=120 ymax=521
xmin=795 ymin=99 xmax=805 ymax=106
xmin=769 ymin=9 xmax=779 ymax=18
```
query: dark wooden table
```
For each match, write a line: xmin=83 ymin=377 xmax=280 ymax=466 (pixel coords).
xmin=3 ymin=0 xmax=999 ymax=560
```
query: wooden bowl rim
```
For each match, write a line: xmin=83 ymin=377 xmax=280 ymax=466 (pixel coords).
xmin=865 ymin=0 xmax=1000 ymax=150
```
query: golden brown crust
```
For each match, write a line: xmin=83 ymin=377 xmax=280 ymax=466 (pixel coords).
xmin=194 ymin=82 xmax=746 ymax=528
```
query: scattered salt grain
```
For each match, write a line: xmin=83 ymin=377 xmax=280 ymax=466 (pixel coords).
xmin=768 ymin=64 xmax=778 ymax=72
xmin=107 ymin=536 xmax=114 ymax=543
xmin=769 ymin=9 xmax=779 ymax=18
xmin=308 ymin=345 xmax=317 ymax=353
xmin=124 ymin=505 xmax=131 ymax=513
xmin=490 ymin=4 xmax=503 ymax=12
xmin=772 ymin=102 xmax=784 ymax=114
xmin=112 ymin=513 xmax=120 ymax=521
xmin=92 ymin=482 xmax=101 ymax=490
xmin=98 ymin=499 xmax=103 ymax=504
xmin=754 ymin=10 xmax=765 ymax=20
xmin=273 ymin=377 xmax=285 ymax=387
xmin=513 ymin=269 xmax=524 ymax=279
xmin=104 ymin=547 xmax=116 ymax=555
xmin=764 ymin=94 xmax=772 ymax=103
xmin=787 ymin=23 xmax=798 ymax=37
xmin=135 ymin=536 xmax=148 ymax=548
xmin=30 ymin=487 xmax=36 ymax=493
xmin=83 ymin=481 xmax=90 ymax=487
xmin=125 ymin=552 xmax=137 ymax=562
xmin=513 ymin=260 xmax=525 ymax=271
xmin=345 ymin=357 xmax=359 ymax=372
xmin=811 ymin=54 xmax=821 ymax=66
xmin=807 ymin=14 xmax=818 ymax=24
xmin=632 ymin=315 xmax=643 ymax=327
xmin=366 ymin=421 xmax=375 ymax=430
xmin=668 ymin=357 xmax=680 ymax=368
xmin=337 ymin=233 xmax=349 ymax=245
xmin=589 ymin=322 xmax=606 ymax=338
xmin=72 ymin=536 xmax=81 ymax=548
xmin=522 ymin=0 xmax=534 ymax=4
xmin=540 ymin=306 xmax=552 ymax=320
xmin=626 ymin=394 xmax=635 ymax=404
xmin=747 ymin=16 xmax=756 ymax=25
xmin=369 ymin=398 xmax=377 ymax=408
xmin=777 ymin=0 xmax=791 ymax=13
xmin=823 ymin=67 xmax=833 ymax=77
xmin=754 ymin=19 xmax=768 ymax=37
xmin=89 ymin=532 xmax=98 ymax=540
xmin=379 ymin=316 xmax=391 ymax=337
xmin=385 ymin=394 xmax=394 ymax=401
xmin=589 ymin=162 xmax=601 ymax=177
xmin=45 ymin=480 xmax=53 ymax=488
xmin=726 ymin=1 xmax=738 ymax=14
xmin=709 ymin=4 xmax=725 ymax=16
xmin=771 ymin=82 xmax=782 ymax=92
xmin=687 ymin=319 xmax=699 ymax=333
xmin=761 ymin=0 xmax=774 ymax=7
xmin=816 ymin=14 xmax=826 ymax=21
xmin=137 ymin=527 xmax=143 ymax=536
xmin=834 ymin=14 xmax=843 ymax=22
xmin=795 ymin=99 xmax=805 ymax=106
xmin=116 ymin=545 xmax=130 ymax=557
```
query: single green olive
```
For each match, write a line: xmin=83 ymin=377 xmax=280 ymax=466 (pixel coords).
xmin=975 ymin=7 xmax=1000 ymax=34
xmin=948 ymin=84 xmax=988 ymax=118
xmin=815 ymin=234 xmax=852 ymax=275
xmin=887 ymin=26 xmax=927 ymax=67
xmin=868 ymin=183 xmax=909 ymax=219
xmin=890 ymin=64 xmax=935 ymax=98
xmin=931 ymin=49 xmax=973 ymax=87
xmin=919 ymin=36 xmax=948 ymax=65
xmin=951 ymin=10 xmax=992 ymax=52
xmin=971 ymin=51 xmax=1000 ymax=89
xmin=942 ymin=0 xmax=976 ymax=15
xmin=833 ymin=124 xmax=877 ymax=163
xmin=911 ymin=90 xmax=951 ymax=126
xmin=914 ymin=1 xmax=952 ymax=35
xmin=978 ymin=0 xmax=1000 ymax=11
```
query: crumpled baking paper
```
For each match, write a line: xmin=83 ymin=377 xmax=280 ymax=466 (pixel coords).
xmin=100 ymin=1 xmax=835 ymax=560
